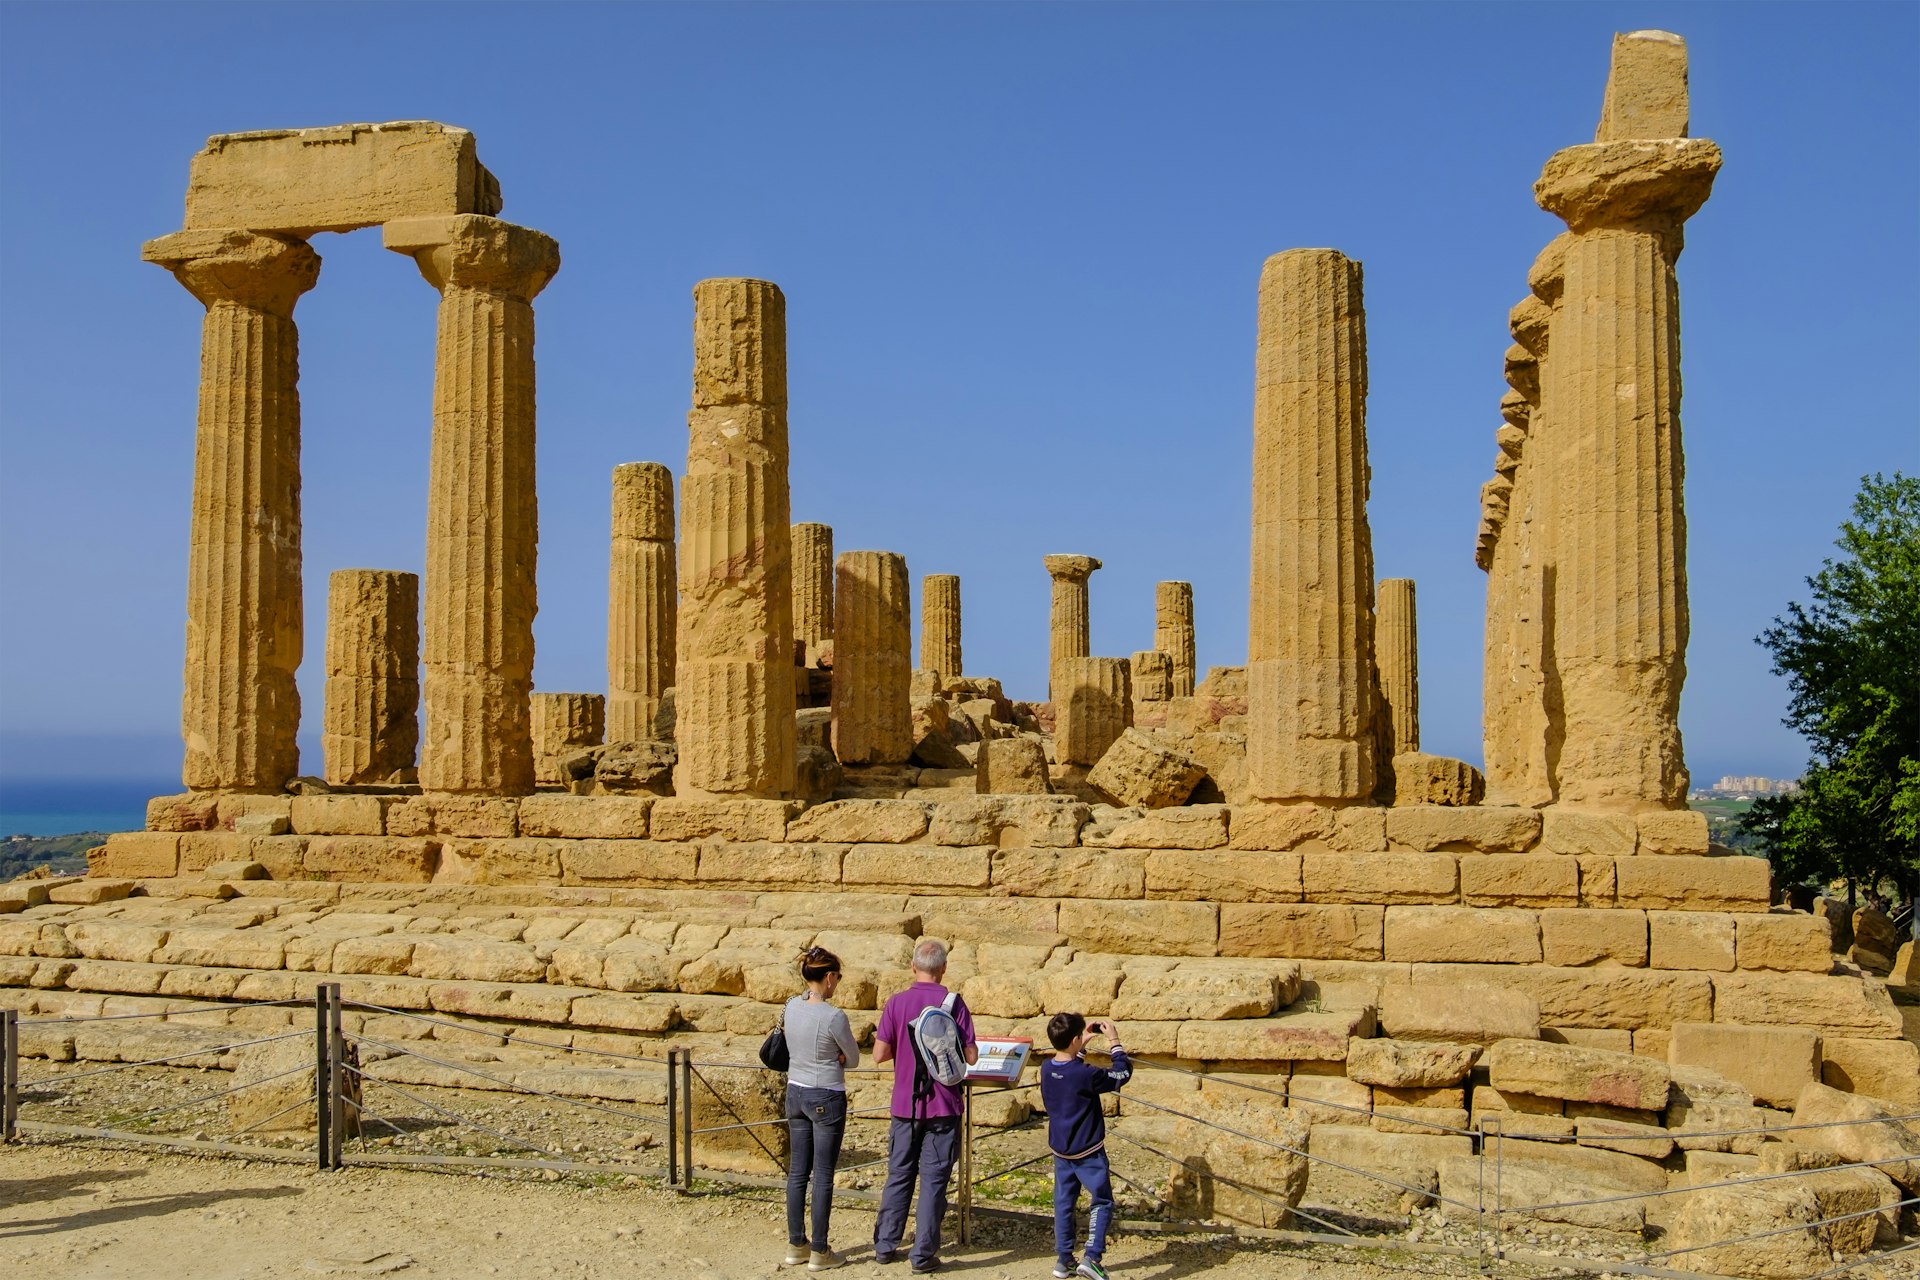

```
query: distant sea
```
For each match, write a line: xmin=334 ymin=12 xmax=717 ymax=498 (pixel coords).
xmin=0 ymin=777 xmax=172 ymax=838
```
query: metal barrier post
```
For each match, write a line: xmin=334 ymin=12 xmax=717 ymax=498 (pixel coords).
xmin=665 ymin=1048 xmax=680 ymax=1190
xmin=325 ymin=982 xmax=345 ymax=1169
xmin=2 ymin=1008 xmax=18 ymax=1144
xmin=958 ymin=1082 xmax=974 ymax=1246
xmin=679 ymin=1049 xmax=695 ymax=1189
xmin=314 ymin=984 xmax=332 ymax=1170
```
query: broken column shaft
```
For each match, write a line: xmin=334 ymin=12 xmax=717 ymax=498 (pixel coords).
xmin=322 ymin=569 xmax=419 ymax=786
xmin=1375 ymin=578 xmax=1418 ymax=757
xmin=833 ymin=551 xmax=912 ymax=765
xmin=1154 ymin=580 xmax=1196 ymax=700
xmin=792 ymin=522 xmax=834 ymax=652
xmin=608 ymin=462 xmax=676 ymax=741
xmin=921 ymin=574 xmax=962 ymax=678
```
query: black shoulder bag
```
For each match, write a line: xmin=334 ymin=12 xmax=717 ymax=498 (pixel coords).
xmin=759 ymin=997 xmax=792 ymax=1071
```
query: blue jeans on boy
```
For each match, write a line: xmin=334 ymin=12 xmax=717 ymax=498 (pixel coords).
xmin=1053 ymin=1151 xmax=1114 ymax=1263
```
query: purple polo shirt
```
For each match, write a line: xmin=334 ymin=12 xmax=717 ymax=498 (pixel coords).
xmin=876 ymin=981 xmax=976 ymax=1120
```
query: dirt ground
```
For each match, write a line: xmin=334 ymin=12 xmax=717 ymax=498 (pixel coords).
xmin=0 ymin=1139 xmax=1624 ymax=1280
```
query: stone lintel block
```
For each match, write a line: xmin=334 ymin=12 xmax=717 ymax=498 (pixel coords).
xmin=1144 ymin=850 xmax=1302 ymax=903
xmin=1058 ymin=900 xmax=1218 ymax=957
xmin=1410 ymin=963 xmax=1710 ymax=1031
xmin=1710 ymin=972 xmax=1904 ymax=1039
xmin=1487 ymin=1037 xmax=1672 ymax=1111
xmin=1385 ymin=906 xmax=1541 ymax=964
xmin=1218 ymin=904 xmax=1382 ymax=961
xmin=1084 ymin=805 xmax=1228 ymax=850
xmin=1614 ymin=856 xmax=1772 ymax=913
xmin=147 ymin=793 xmax=219 ymax=832
xmin=1176 ymin=1007 xmax=1374 ymax=1063
xmin=1820 ymin=1037 xmax=1920 ymax=1109
xmin=991 ymin=848 xmax=1146 ymax=900
xmin=1458 ymin=855 xmax=1581 ymax=909
xmin=1385 ymin=806 xmax=1540 ymax=853
xmin=787 ymin=800 xmax=931 ymax=844
xmin=433 ymin=838 xmax=563 ymax=886
xmin=1734 ymin=913 xmax=1833 ymax=973
xmin=1377 ymin=984 xmax=1540 ymax=1045
xmin=289 ymin=794 xmax=390 ymax=836
xmin=650 ymin=798 xmax=797 ymax=843
xmin=1539 ymin=810 xmax=1637 ymax=857
xmin=843 ymin=844 xmax=992 ymax=890
xmin=184 ymin=121 xmax=498 ymax=237
xmin=1345 ymin=1038 xmax=1481 ymax=1088
xmin=301 ymin=837 xmax=438 ymax=883
xmin=696 ymin=842 xmax=846 ymax=887
xmin=1648 ymin=911 xmax=1735 ymax=972
xmin=907 ymin=895 xmax=1060 ymax=942
xmin=1668 ymin=1023 xmax=1820 ymax=1110
xmin=1636 ymin=809 xmax=1710 ymax=855
xmin=516 ymin=795 xmax=654 ymax=840
xmin=1302 ymin=853 xmax=1457 ymax=905
xmin=1227 ymin=804 xmax=1385 ymax=853
xmin=1539 ymin=908 xmax=1649 ymax=968
xmin=385 ymin=796 xmax=519 ymax=839
xmin=179 ymin=832 xmax=254 ymax=872
xmin=89 ymin=833 xmax=181 ymax=879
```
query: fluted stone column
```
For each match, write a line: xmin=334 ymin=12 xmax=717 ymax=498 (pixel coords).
xmin=675 ymin=278 xmax=796 ymax=797
xmin=531 ymin=693 xmax=605 ymax=785
xmin=1057 ymin=657 xmax=1131 ymax=766
xmin=608 ymin=462 xmax=676 ymax=741
xmin=322 ymin=570 xmax=419 ymax=786
xmin=833 ymin=551 xmax=912 ymax=765
xmin=1247 ymin=248 xmax=1379 ymax=803
xmin=143 ymin=229 xmax=320 ymax=793
xmin=1534 ymin=37 xmax=1719 ymax=811
xmin=1043 ymin=554 xmax=1101 ymax=701
xmin=385 ymin=215 xmax=559 ymax=795
xmin=1131 ymin=651 xmax=1173 ymax=703
xmin=921 ymin=574 xmax=962 ymax=678
xmin=1154 ymin=581 xmax=1196 ymax=700
xmin=1376 ymin=578 xmax=1418 ymax=757
xmin=1481 ymin=242 xmax=1565 ymax=808
xmin=793 ymin=523 xmax=834 ymax=651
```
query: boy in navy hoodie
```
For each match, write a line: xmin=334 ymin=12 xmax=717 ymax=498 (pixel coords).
xmin=1038 ymin=1013 xmax=1132 ymax=1280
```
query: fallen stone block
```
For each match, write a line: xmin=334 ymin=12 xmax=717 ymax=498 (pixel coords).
xmin=1387 ymin=753 xmax=1483 ymax=807
xmin=1487 ymin=1038 xmax=1670 ymax=1111
xmin=1821 ymin=1035 xmax=1920 ymax=1108
xmin=1665 ymin=1182 xmax=1827 ymax=1278
xmin=1791 ymin=1082 xmax=1920 ymax=1191
xmin=1667 ymin=1022 xmax=1818 ymax=1109
xmin=1303 ymin=1128 xmax=1472 ymax=1215
xmin=1345 ymin=1038 xmax=1479 ymax=1088
xmin=972 ymin=737 xmax=1052 ymax=795
xmin=1085 ymin=729 xmax=1206 ymax=809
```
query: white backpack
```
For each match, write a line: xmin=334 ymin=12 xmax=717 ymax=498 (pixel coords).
xmin=906 ymin=991 xmax=967 ymax=1106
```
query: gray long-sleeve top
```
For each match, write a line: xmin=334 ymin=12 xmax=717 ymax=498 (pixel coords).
xmin=784 ymin=994 xmax=861 ymax=1091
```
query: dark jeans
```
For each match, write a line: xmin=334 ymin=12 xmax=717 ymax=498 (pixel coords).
xmin=873 ymin=1116 xmax=959 ymax=1265
xmin=1053 ymin=1151 xmax=1114 ymax=1262
xmin=787 ymin=1084 xmax=849 ymax=1250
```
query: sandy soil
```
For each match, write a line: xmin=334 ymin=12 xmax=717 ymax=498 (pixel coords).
xmin=0 ymin=1140 xmax=1594 ymax=1280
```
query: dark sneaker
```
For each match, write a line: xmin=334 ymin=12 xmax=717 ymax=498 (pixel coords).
xmin=874 ymin=1250 xmax=901 ymax=1265
xmin=910 ymin=1259 xmax=943 ymax=1275
xmin=1076 ymin=1260 xmax=1111 ymax=1280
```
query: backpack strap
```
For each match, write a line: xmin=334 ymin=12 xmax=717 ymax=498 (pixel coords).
xmin=939 ymin=990 xmax=958 ymax=1016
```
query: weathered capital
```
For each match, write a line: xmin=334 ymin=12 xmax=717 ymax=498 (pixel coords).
xmin=383 ymin=214 xmax=559 ymax=299
xmin=142 ymin=229 xmax=319 ymax=318
xmin=1526 ymin=233 xmax=1571 ymax=305
xmin=1509 ymin=295 xmax=1551 ymax=359
xmin=1535 ymin=138 xmax=1722 ymax=235
xmin=1043 ymin=554 xmax=1102 ymax=583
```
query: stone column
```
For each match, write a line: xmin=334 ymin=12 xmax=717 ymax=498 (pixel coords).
xmin=1131 ymin=651 xmax=1173 ymax=703
xmin=921 ymin=574 xmax=962 ymax=678
xmin=1056 ymin=657 xmax=1131 ymax=766
xmin=1480 ymin=243 xmax=1565 ymax=809
xmin=792 ymin=523 xmax=834 ymax=652
xmin=322 ymin=569 xmax=419 ymax=786
xmin=1375 ymin=578 xmax=1418 ymax=757
xmin=385 ymin=215 xmax=559 ymax=795
xmin=832 ymin=551 xmax=912 ymax=764
xmin=1154 ymin=581 xmax=1196 ymax=700
xmin=1043 ymin=554 xmax=1101 ymax=701
xmin=1246 ymin=248 xmax=1379 ymax=803
xmin=608 ymin=462 xmax=676 ymax=741
xmin=531 ymin=693 xmax=605 ymax=785
xmin=1534 ymin=36 xmax=1719 ymax=810
xmin=675 ymin=278 xmax=796 ymax=797
xmin=143 ymin=229 xmax=320 ymax=793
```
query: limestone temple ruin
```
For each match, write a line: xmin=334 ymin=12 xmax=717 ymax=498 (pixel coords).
xmin=6 ymin=31 xmax=1917 ymax=1259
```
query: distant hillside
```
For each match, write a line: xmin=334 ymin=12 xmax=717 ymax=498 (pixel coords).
xmin=1 ymin=831 xmax=100 ymax=880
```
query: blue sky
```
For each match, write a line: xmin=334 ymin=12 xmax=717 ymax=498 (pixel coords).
xmin=1 ymin=1 xmax=1915 ymax=788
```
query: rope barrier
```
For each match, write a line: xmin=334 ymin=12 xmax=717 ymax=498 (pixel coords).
xmin=20 ymin=1029 xmax=308 ymax=1089
xmin=346 ymin=1032 xmax=670 ymax=1129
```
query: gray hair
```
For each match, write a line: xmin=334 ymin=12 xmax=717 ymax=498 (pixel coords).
xmin=912 ymin=938 xmax=949 ymax=974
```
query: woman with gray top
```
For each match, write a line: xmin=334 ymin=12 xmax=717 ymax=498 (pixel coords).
xmin=783 ymin=945 xmax=861 ymax=1271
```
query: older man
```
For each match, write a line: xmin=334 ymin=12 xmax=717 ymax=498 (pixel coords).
xmin=871 ymin=937 xmax=978 ymax=1273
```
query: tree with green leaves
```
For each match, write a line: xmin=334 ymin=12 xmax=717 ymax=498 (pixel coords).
xmin=1739 ymin=473 xmax=1919 ymax=916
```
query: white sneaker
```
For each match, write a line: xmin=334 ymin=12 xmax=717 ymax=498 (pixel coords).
xmin=809 ymin=1249 xmax=846 ymax=1271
